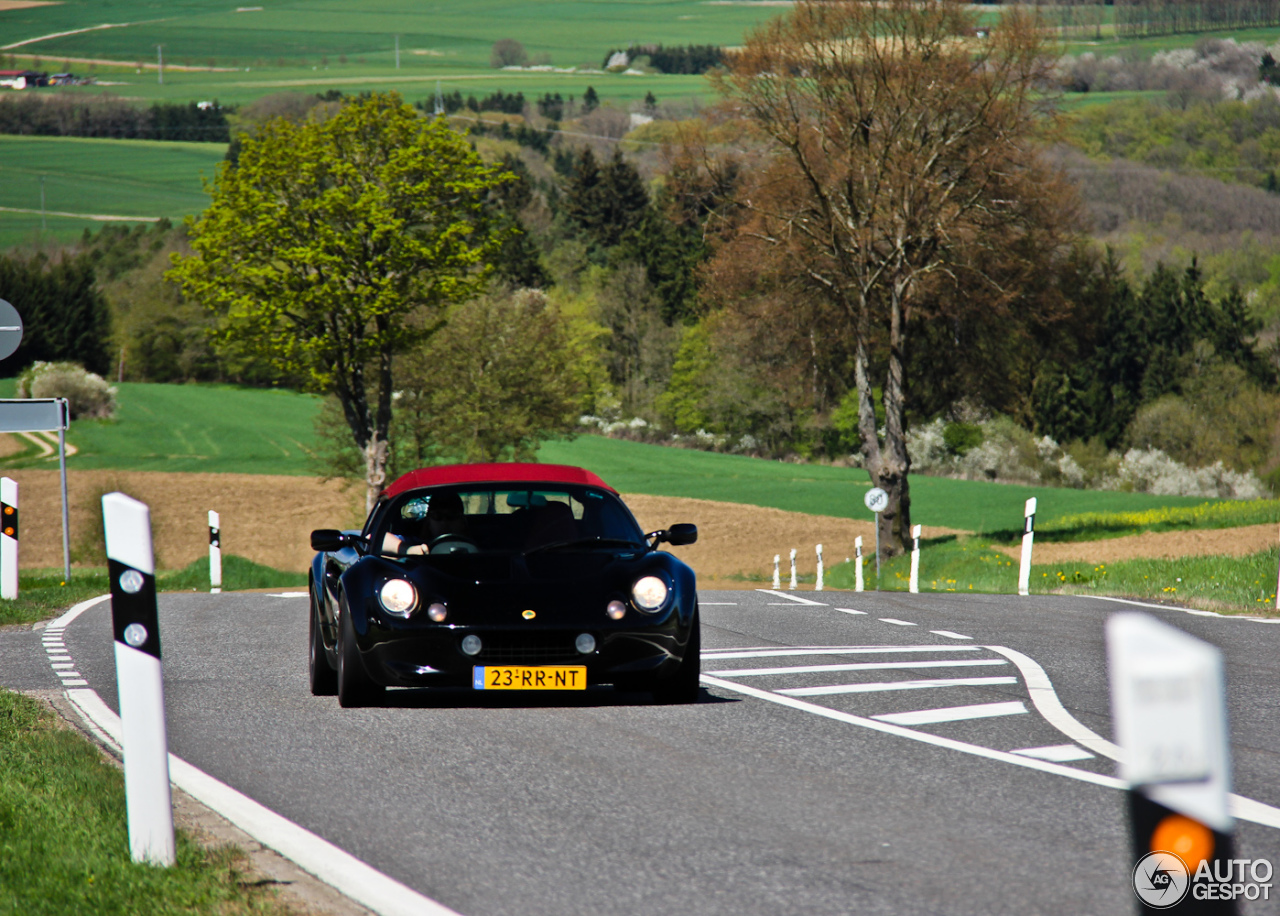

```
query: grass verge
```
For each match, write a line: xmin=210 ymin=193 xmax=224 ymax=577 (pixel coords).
xmin=820 ymin=536 xmax=1280 ymax=614
xmin=0 ymin=689 xmax=298 ymax=915
xmin=0 ymin=556 xmax=305 ymax=628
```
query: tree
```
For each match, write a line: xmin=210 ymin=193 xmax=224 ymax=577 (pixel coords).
xmin=582 ymin=86 xmax=600 ymax=113
xmin=168 ymin=93 xmax=509 ymax=510
xmin=712 ymin=0 xmax=1070 ymax=556
xmin=398 ymin=288 xmax=587 ymax=462
xmin=0 ymin=252 xmax=112 ymax=375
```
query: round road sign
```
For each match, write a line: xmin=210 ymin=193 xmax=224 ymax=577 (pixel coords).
xmin=864 ymin=487 xmax=889 ymax=513
xmin=0 ymin=300 xmax=22 ymax=361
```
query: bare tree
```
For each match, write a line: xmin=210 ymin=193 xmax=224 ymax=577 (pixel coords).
xmin=712 ymin=0 xmax=1074 ymax=556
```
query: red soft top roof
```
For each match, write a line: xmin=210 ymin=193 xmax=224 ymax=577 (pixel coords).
xmin=383 ymin=463 xmax=616 ymax=499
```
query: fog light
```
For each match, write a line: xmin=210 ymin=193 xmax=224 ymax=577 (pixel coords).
xmin=606 ymin=600 xmax=626 ymax=620
xmin=461 ymin=634 xmax=482 ymax=656
xmin=575 ymin=633 xmax=596 ymax=654
xmin=427 ymin=602 xmax=447 ymax=622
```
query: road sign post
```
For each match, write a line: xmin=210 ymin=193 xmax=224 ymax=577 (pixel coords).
xmin=0 ymin=398 xmax=70 ymax=579
xmin=1108 ymin=613 xmax=1238 ymax=913
xmin=864 ymin=487 xmax=888 ymax=588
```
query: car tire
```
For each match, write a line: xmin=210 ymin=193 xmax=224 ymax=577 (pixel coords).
xmin=309 ymin=584 xmax=337 ymax=697
xmin=337 ymin=600 xmax=384 ymax=708
xmin=652 ymin=609 xmax=700 ymax=705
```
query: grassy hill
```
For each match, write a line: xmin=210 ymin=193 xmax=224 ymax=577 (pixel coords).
xmin=4 ymin=381 xmax=1216 ymax=533
xmin=0 ymin=135 xmax=225 ymax=248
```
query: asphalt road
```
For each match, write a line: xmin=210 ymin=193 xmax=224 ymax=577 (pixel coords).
xmin=3 ymin=588 xmax=1279 ymax=915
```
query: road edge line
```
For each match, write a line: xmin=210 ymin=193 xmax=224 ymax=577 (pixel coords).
xmin=754 ymin=589 xmax=828 ymax=606
xmin=64 ymin=687 xmax=462 ymax=916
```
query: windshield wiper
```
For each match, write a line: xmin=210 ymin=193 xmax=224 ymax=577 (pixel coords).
xmin=524 ymin=537 xmax=643 ymax=555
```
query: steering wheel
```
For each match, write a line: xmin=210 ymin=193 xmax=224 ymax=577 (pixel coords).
xmin=428 ymin=533 xmax=479 ymax=555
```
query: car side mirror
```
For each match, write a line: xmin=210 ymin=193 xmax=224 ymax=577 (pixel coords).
xmin=311 ymin=529 xmax=351 ymax=552
xmin=665 ymin=523 xmax=698 ymax=546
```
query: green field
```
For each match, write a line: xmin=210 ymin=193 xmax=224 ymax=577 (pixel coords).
xmin=0 ymin=0 xmax=776 ymax=106
xmin=0 ymin=135 xmax=225 ymax=248
xmin=1 ymin=381 xmax=1214 ymax=533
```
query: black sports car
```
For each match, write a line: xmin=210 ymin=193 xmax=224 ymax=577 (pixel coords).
xmin=308 ymin=463 xmax=700 ymax=707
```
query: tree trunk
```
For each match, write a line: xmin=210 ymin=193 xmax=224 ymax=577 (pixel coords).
xmin=363 ymin=435 xmax=388 ymax=514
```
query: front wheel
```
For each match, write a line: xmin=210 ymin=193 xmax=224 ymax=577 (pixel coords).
xmin=308 ymin=585 xmax=337 ymax=696
xmin=337 ymin=600 xmax=384 ymax=708
xmin=652 ymin=609 xmax=700 ymax=705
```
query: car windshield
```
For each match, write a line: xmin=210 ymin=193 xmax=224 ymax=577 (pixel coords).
xmin=376 ymin=484 xmax=646 ymax=556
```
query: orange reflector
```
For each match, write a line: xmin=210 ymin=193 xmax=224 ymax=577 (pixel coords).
xmin=1152 ymin=813 xmax=1214 ymax=868
xmin=3 ymin=527 xmax=13 ymax=537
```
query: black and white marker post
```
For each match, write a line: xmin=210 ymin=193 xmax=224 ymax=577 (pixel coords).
xmin=103 ymin=492 xmax=175 ymax=867
xmin=1018 ymin=496 xmax=1037 ymax=597
xmin=208 ymin=509 xmax=221 ymax=594
xmin=1 ymin=476 xmax=17 ymax=599
xmin=1108 ymin=613 xmax=1237 ymax=914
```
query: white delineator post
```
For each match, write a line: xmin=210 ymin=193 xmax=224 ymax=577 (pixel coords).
xmin=772 ymin=554 xmax=780 ymax=589
xmin=854 ymin=536 xmax=864 ymax=593
xmin=208 ymin=510 xmax=221 ymax=594
xmin=788 ymin=548 xmax=797 ymax=591
xmin=815 ymin=544 xmax=824 ymax=592
xmin=1 ymin=477 xmax=17 ymax=599
xmin=1018 ymin=497 xmax=1037 ymax=598
xmin=908 ymin=525 xmax=921 ymax=594
xmin=103 ymin=492 xmax=175 ymax=867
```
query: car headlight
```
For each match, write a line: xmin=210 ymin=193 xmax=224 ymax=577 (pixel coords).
xmin=631 ymin=575 xmax=669 ymax=612
xmin=378 ymin=578 xmax=418 ymax=617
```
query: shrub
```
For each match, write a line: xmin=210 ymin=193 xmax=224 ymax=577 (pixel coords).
xmin=15 ymin=361 xmax=117 ymax=419
xmin=491 ymin=39 xmax=527 ymax=69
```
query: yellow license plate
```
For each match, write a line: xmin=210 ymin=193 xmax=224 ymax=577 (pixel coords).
xmin=472 ymin=665 xmax=587 ymax=690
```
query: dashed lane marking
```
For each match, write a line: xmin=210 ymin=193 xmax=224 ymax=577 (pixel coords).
xmin=834 ymin=608 xmax=866 ymax=616
xmin=701 ymin=646 xmax=980 ymax=661
xmin=779 ymin=676 xmax=1017 ymax=697
xmin=930 ymin=630 xmax=972 ymax=640
xmin=1012 ymin=745 xmax=1096 ymax=763
xmin=879 ymin=618 xmax=917 ymax=627
xmin=873 ymin=701 xmax=1028 ymax=726
xmin=755 ymin=589 xmax=828 ymax=606
xmin=706 ymin=658 xmax=1010 ymax=678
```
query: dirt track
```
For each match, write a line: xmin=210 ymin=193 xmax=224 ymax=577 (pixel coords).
xmin=8 ymin=470 xmax=1271 ymax=587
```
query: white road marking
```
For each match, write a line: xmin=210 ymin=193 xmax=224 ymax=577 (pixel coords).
xmin=879 ymin=618 xmax=917 ymax=627
xmin=834 ymin=608 xmax=866 ymax=616
xmin=780 ymin=676 xmax=1017 ymax=697
xmin=930 ymin=630 xmax=972 ymax=640
xmin=268 ymin=592 xmax=308 ymax=598
xmin=755 ymin=589 xmax=828 ymax=606
xmin=1012 ymin=745 xmax=1095 ymax=763
xmin=1081 ymin=594 xmax=1280 ymax=625
xmin=56 ymin=671 xmax=83 ymax=679
xmin=873 ymin=701 xmax=1028 ymax=726
xmin=702 ymin=646 xmax=980 ymax=661
xmin=60 ymin=679 xmax=88 ymax=687
xmin=708 ymin=659 xmax=1010 ymax=677
xmin=702 ymin=673 xmax=1125 ymax=790
xmin=983 ymin=645 xmax=1123 ymax=761
xmin=50 ymin=663 xmax=75 ymax=670
xmin=65 ymin=689 xmax=463 ymax=916
xmin=699 ymin=602 xmax=738 ymax=605
xmin=46 ymin=655 xmax=71 ymax=662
